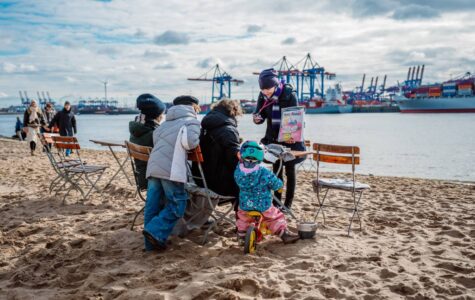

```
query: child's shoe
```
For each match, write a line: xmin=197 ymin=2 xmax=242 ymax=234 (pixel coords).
xmin=280 ymin=230 xmax=299 ymax=244
xmin=237 ymin=230 xmax=246 ymax=246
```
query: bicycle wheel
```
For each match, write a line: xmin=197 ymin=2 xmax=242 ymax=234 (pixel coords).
xmin=244 ymin=225 xmax=257 ymax=254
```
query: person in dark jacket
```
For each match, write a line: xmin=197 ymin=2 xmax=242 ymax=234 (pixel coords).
xmin=129 ymin=93 xmax=166 ymax=190
xmin=15 ymin=116 xmax=24 ymax=140
xmin=23 ymin=99 xmax=46 ymax=155
xmin=48 ymin=101 xmax=77 ymax=156
xmin=253 ymin=68 xmax=306 ymax=209
xmin=192 ymin=99 xmax=242 ymax=207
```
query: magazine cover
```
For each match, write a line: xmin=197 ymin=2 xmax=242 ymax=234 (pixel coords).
xmin=277 ymin=106 xmax=305 ymax=143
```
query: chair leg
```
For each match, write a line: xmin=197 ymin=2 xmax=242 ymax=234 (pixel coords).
xmin=347 ymin=191 xmax=364 ymax=236
xmin=84 ymin=171 xmax=105 ymax=199
xmin=314 ymin=187 xmax=329 ymax=225
xmin=131 ymin=205 xmax=145 ymax=231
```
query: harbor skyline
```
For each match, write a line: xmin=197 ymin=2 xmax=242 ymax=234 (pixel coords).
xmin=1 ymin=0 xmax=475 ymax=106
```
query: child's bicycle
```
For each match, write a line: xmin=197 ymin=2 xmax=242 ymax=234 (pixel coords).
xmin=243 ymin=211 xmax=272 ymax=254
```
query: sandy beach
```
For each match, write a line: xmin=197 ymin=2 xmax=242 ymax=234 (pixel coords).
xmin=0 ymin=138 xmax=474 ymax=299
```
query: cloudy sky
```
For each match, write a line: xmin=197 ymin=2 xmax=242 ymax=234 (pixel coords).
xmin=1 ymin=0 xmax=474 ymax=106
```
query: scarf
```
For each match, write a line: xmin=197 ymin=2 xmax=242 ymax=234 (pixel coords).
xmin=28 ymin=106 xmax=40 ymax=125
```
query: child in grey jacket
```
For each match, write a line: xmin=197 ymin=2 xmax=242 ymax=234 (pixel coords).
xmin=143 ymin=95 xmax=201 ymax=251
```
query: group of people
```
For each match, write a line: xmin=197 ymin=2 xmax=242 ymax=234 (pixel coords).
xmin=129 ymin=69 xmax=306 ymax=251
xmin=20 ymin=100 xmax=77 ymax=155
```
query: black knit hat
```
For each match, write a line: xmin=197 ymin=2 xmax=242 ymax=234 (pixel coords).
xmin=136 ymin=93 xmax=166 ymax=119
xmin=173 ymin=95 xmax=199 ymax=106
xmin=258 ymin=68 xmax=280 ymax=89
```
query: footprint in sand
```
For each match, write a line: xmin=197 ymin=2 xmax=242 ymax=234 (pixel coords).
xmin=218 ymin=277 xmax=260 ymax=297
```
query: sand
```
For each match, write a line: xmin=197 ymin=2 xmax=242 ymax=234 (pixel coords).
xmin=0 ymin=138 xmax=474 ymax=299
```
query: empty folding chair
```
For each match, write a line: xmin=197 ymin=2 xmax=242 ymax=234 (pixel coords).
xmin=312 ymin=143 xmax=370 ymax=235
xmin=124 ymin=141 xmax=152 ymax=230
xmin=52 ymin=136 xmax=108 ymax=203
xmin=187 ymin=146 xmax=235 ymax=244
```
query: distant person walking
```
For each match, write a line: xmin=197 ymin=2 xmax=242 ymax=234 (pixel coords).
xmin=42 ymin=103 xmax=56 ymax=133
xmin=129 ymin=93 xmax=166 ymax=190
xmin=23 ymin=99 xmax=46 ymax=156
xmin=48 ymin=101 xmax=77 ymax=156
xmin=253 ymin=69 xmax=306 ymax=209
xmin=15 ymin=116 xmax=24 ymax=141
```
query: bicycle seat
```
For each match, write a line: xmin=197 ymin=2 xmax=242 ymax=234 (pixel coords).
xmin=246 ymin=211 xmax=263 ymax=218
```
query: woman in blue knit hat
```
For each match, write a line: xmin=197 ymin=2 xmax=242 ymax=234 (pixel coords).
xmin=253 ymin=69 xmax=306 ymax=209
xmin=129 ymin=93 xmax=166 ymax=189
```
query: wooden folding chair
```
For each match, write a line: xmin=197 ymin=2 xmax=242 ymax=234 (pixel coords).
xmin=124 ymin=141 xmax=152 ymax=230
xmin=297 ymin=140 xmax=318 ymax=172
xmin=38 ymin=133 xmax=83 ymax=195
xmin=312 ymin=143 xmax=370 ymax=236
xmin=187 ymin=146 xmax=235 ymax=244
xmin=52 ymin=136 xmax=108 ymax=203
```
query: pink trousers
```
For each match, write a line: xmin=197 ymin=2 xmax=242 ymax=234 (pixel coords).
xmin=236 ymin=206 xmax=287 ymax=236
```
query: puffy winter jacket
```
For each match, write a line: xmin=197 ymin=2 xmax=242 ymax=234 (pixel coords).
xmin=192 ymin=106 xmax=240 ymax=198
xmin=146 ymin=105 xmax=200 ymax=183
xmin=129 ymin=120 xmax=158 ymax=189
xmin=234 ymin=164 xmax=283 ymax=212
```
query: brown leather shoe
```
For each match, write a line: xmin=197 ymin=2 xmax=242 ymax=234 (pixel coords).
xmin=281 ymin=231 xmax=300 ymax=244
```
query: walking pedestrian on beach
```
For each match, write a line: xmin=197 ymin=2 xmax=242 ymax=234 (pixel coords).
xmin=48 ymin=101 xmax=77 ymax=156
xmin=15 ymin=116 xmax=24 ymax=141
xmin=129 ymin=93 xmax=166 ymax=190
xmin=42 ymin=103 xmax=56 ymax=132
xmin=143 ymin=95 xmax=201 ymax=251
xmin=23 ymin=100 xmax=46 ymax=156
xmin=192 ymin=99 xmax=242 ymax=208
xmin=253 ymin=69 xmax=306 ymax=209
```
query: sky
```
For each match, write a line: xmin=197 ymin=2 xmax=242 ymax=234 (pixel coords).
xmin=1 ymin=0 xmax=475 ymax=106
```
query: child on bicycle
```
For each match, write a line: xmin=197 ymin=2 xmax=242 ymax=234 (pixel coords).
xmin=234 ymin=141 xmax=299 ymax=244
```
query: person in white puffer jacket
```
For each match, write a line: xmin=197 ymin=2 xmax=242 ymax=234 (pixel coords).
xmin=143 ymin=95 xmax=201 ymax=251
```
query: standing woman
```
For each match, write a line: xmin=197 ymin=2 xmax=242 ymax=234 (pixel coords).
xmin=23 ymin=99 xmax=46 ymax=156
xmin=253 ymin=69 xmax=306 ymax=209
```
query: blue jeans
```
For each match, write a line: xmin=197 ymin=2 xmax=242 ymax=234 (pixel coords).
xmin=143 ymin=177 xmax=188 ymax=251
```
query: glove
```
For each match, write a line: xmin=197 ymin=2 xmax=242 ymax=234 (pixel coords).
xmin=277 ymin=188 xmax=283 ymax=194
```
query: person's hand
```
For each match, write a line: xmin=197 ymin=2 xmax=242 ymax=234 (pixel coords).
xmin=287 ymin=137 xmax=296 ymax=144
xmin=23 ymin=127 xmax=28 ymax=133
xmin=253 ymin=113 xmax=263 ymax=124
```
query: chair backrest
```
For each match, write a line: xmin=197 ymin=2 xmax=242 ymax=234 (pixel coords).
xmin=187 ymin=145 xmax=204 ymax=163
xmin=313 ymin=143 xmax=360 ymax=165
xmin=313 ymin=143 xmax=360 ymax=183
xmin=304 ymin=140 xmax=311 ymax=147
xmin=51 ymin=136 xmax=81 ymax=150
xmin=124 ymin=141 xmax=151 ymax=162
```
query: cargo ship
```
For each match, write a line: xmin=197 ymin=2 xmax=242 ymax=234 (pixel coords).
xmin=304 ymin=84 xmax=352 ymax=114
xmin=76 ymin=99 xmax=139 ymax=115
xmin=396 ymin=74 xmax=475 ymax=113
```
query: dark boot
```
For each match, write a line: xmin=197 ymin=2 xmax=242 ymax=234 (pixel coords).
xmin=280 ymin=230 xmax=299 ymax=244
xmin=143 ymin=230 xmax=167 ymax=251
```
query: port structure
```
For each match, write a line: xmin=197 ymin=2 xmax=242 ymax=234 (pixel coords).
xmin=188 ymin=64 xmax=244 ymax=103
xmin=253 ymin=53 xmax=336 ymax=103
xmin=346 ymin=74 xmax=388 ymax=104
xmin=19 ymin=91 xmax=55 ymax=108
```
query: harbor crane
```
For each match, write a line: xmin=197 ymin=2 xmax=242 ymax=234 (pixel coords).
xmin=188 ymin=64 xmax=244 ymax=103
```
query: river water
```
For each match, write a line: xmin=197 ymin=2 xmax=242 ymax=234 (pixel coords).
xmin=1 ymin=113 xmax=474 ymax=181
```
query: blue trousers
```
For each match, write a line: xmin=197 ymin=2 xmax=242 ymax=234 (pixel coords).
xmin=143 ymin=177 xmax=188 ymax=251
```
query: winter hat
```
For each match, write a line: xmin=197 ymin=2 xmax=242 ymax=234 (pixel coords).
xmin=258 ymin=68 xmax=280 ymax=90
xmin=173 ymin=95 xmax=199 ymax=106
xmin=136 ymin=93 xmax=166 ymax=119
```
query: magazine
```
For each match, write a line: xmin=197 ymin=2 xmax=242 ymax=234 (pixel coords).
xmin=277 ymin=106 xmax=305 ymax=143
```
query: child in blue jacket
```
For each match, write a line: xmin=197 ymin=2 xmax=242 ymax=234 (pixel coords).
xmin=234 ymin=141 xmax=299 ymax=244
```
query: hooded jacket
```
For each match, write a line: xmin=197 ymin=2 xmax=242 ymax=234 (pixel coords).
xmin=146 ymin=105 xmax=200 ymax=183
xmin=129 ymin=119 xmax=159 ymax=189
xmin=234 ymin=163 xmax=283 ymax=212
xmin=49 ymin=108 xmax=76 ymax=136
xmin=193 ymin=106 xmax=240 ymax=198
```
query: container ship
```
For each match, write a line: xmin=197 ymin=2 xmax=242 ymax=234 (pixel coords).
xmin=76 ymin=99 xmax=139 ymax=115
xmin=396 ymin=73 xmax=475 ymax=113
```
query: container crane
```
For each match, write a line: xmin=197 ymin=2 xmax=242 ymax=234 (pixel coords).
xmin=188 ymin=64 xmax=244 ymax=103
